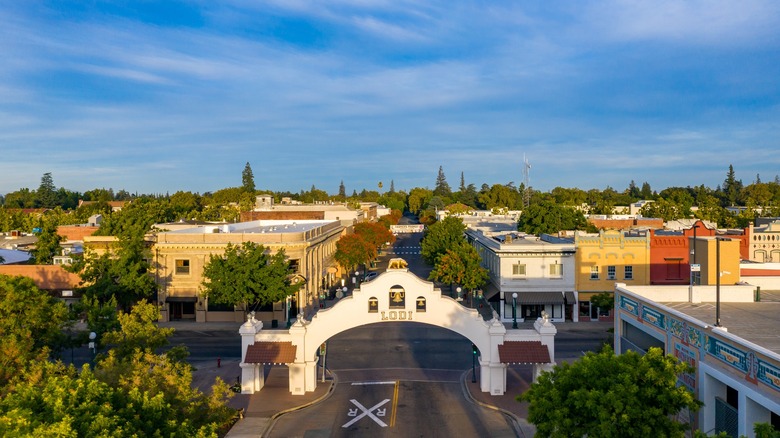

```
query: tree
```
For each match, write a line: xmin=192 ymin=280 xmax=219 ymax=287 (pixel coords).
xmin=517 ymin=201 xmax=588 ymax=235
xmin=354 ymin=221 xmax=396 ymax=251
xmin=722 ymin=164 xmax=743 ymax=207
xmin=36 ymin=172 xmax=57 ymax=208
xmin=478 ymin=183 xmax=520 ymax=210
xmin=70 ymin=231 xmax=157 ymax=310
xmin=242 ymin=162 xmax=256 ymax=193
xmin=420 ymin=216 xmax=466 ymax=265
xmin=433 ymin=166 xmax=451 ymax=198
xmin=0 ymin=274 xmax=69 ymax=388
xmin=521 ymin=346 xmax=701 ymax=437
xmin=334 ymin=233 xmax=376 ymax=273
xmin=31 ymin=219 xmax=63 ymax=264
xmin=201 ymin=242 xmax=299 ymax=311
xmin=428 ymin=241 xmax=488 ymax=291
xmin=338 ymin=180 xmax=346 ymax=200
xmin=100 ymin=301 xmax=176 ymax=361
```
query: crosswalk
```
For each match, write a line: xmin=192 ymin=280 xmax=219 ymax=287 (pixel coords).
xmin=387 ymin=246 xmax=421 ymax=255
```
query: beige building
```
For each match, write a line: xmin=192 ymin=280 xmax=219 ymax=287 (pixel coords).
xmin=748 ymin=220 xmax=780 ymax=263
xmin=154 ymin=219 xmax=344 ymax=324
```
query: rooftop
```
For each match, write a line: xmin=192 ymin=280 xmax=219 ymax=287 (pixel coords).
xmin=162 ymin=219 xmax=337 ymax=235
xmin=661 ymin=290 xmax=780 ymax=354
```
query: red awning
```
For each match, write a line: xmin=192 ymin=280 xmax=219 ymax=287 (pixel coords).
xmin=244 ymin=342 xmax=297 ymax=364
xmin=497 ymin=341 xmax=551 ymax=364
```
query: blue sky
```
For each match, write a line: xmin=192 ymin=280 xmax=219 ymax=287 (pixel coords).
xmin=1 ymin=1 xmax=779 ymax=196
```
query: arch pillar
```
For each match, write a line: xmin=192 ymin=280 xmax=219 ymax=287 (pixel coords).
xmin=483 ymin=317 xmax=508 ymax=395
xmin=239 ymin=315 xmax=263 ymax=394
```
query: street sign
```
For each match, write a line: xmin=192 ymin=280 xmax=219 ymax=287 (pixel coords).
xmin=691 ymin=264 xmax=701 ymax=272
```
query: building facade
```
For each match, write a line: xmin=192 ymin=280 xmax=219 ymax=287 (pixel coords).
xmin=748 ymin=220 xmax=780 ymax=263
xmin=467 ymin=228 xmax=576 ymax=323
xmin=153 ymin=220 xmax=344 ymax=323
xmin=574 ymin=230 xmax=650 ymax=321
xmin=614 ymin=284 xmax=779 ymax=437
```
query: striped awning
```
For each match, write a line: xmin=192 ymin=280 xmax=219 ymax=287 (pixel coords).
xmin=498 ymin=341 xmax=551 ymax=364
xmin=564 ymin=291 xmax=576 ymax=304
xmin=512 ymin=292 xmax=565 ymax=305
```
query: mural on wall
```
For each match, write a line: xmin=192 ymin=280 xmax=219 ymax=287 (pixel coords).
xmin=619 ymin=292 xmax=780 ymax=397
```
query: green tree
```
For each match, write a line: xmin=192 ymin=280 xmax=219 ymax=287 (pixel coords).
xmin=517 ymin=201 xmax=588 ymax=235
xmin=0 ymin=274 xmax=69 ymax=388
xmin=639 ymin=198 xmax=685 ymax=221
xmin=433 ymin=166 xmax=452 ymax=198
xmin=100 ymin=301 xmax=176 ymax=361
xmin=338 ymin=180 xmax=346 ymax=200
xmin=70 ymin=231 xmax=156 ymax=310
xmin=722 ymin=164 xmax=744 ymax=207
xmin=36 ymin=172 xmax=57 ymax=208
xmin=201 ymin=242 xmax=298 ymax=311
xmin=407 ymin=187 xmax=433 ymax=215
xmin=420 ymin=216 xmax=466 ymax=265
xmin=242 ymin=162 xmax=256 ymax=193
xmin=31 ymin=219 xmax=63 ymax=264
xmin=521 ymin=346 xmax=701 ymax=437
xmin=428 ymin=241 xmax=488 ymax=292
xmin=478 ymin=183 xmax=520 ymax=210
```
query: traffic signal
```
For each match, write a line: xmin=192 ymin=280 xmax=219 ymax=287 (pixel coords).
xmin=472 ymin=344 xmax=478 ymax=355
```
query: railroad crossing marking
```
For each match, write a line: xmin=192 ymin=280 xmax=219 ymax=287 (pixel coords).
xmin=343 ymin=399 xmax=390 ymax=428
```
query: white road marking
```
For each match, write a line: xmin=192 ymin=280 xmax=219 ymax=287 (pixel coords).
xmin=351 ymin=381 xmax=396 ymax=386
xmin=343 ymin=399 xmax=390 ymax=428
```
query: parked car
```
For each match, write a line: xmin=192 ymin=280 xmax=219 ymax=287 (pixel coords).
xmin=364 ymin=271 xmax=379 ymax=281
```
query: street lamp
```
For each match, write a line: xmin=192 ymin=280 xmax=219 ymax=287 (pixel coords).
xmin=716 ymin=237 xmax=723 ymax=327
xmin=88 ymin=331 xmax=97 ymax=364
xmin=456 ymin=287 xmax=462 ymax=302
xmin=512 ymin=293 xmax=518 ymax=329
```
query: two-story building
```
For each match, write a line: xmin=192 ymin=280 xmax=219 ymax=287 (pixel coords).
xmin=467 ymin=227 xmax=576 ymax=324
xmin=748 ymin=220 xmax=780 ymax=263
xmin=574 ymin=230 xmax=650 ymax=321
xmin=153 ymin=219 xmax=344 ymax=324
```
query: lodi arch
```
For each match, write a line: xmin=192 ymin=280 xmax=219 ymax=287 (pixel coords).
xmin=239 ymin=259 xmax=557 ymax=396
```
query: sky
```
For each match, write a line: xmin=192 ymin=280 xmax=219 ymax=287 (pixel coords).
xmin=1 ymin=1 xmax=779 ymax=197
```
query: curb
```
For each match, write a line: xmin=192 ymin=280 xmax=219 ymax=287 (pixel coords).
xmin=260 ymin=369 xmax=338 ymax=438
xmin=459 ymin=369 xmax=532 ymax=438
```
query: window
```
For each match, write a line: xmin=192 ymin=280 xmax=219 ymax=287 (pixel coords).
xmin=513 ymin=263 xmax=527 ymax=276
xmin=590 ymin=266 xmax=599 ymax=280
xmin=607 ymin=265 xmax=616 ymax=280
xmin=175 ymin=259 xmax=190 ymax=275
xmin=624 ymin=265 xmax=633 ymax=280
xmin=549 ymin=263 xmax=563 ymax=277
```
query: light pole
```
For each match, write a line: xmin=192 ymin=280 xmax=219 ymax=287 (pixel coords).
xmin=88 ymin=331 xmax=97 ymax=364
xmin=512 ymin=293 xmax=518 ymax=329
xmin=456 ymin=287 xmax=462 ymax=302
xmin=716 ymin=237 xmax=722 ymax=327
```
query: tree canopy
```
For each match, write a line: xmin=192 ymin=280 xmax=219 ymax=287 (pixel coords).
xmin=201 ymin=242 xmax=299 ymax=311
xmin=517 ymin=201 xmax=589 ymax=235
xmin=521 ymin=346 xmax=701 ymax=438
xmin=428 ymin=241 xmax=488 ymax=291
xmin=420 ymin=216 xmax=467 ymax=265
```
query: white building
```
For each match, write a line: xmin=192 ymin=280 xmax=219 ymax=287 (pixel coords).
xmin=614 ymin=284 xmax=780 ymax=437
xmin=466 ymin=226 xmax=576 ymax=324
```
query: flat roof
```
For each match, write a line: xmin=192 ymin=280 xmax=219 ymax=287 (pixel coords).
xmin=661 ymin=290 xmax=780 ymax=354
xmin=164 ymin=219 xmax=337 ymax=235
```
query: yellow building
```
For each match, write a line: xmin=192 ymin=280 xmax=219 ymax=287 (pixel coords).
xmin=693 ymin=236 xmax=741 ymax=286
xmin=153 ymin=220 xmax=344 ymax=323
xmin=575 ymin=230 xmax=650 ymax=321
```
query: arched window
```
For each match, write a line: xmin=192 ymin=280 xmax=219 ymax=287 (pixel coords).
xmin=368 ymin=297 xmax=378 ymax=313
xmin=416 ymin=297 xmax=426 ymax=312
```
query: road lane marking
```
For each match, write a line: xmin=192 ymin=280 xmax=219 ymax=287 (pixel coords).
xmin=351 ymin=381 xmax=395 ymax=386
xmin=390 ymin=380 xmax=399 ymax=427
xmin=343 ymin=399 xmax=390 ymax=428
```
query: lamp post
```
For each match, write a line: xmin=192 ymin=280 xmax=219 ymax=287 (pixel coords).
xmin=716 ymin=237 xmax=722 ymax=327
xmin=512 ymin=293 xmax=518 ymax=329
xmin=456 ymin=287 xmax=462 ymax=302
xmin=88 ymin=331 xmax=97 ymax=364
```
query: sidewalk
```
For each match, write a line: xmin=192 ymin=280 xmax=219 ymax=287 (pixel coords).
xmin=224 ymin=367 xmax=333 ymax=438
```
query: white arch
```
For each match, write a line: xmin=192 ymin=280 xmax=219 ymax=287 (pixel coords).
xmin=239 ymin=263 xmax=556 ymax=396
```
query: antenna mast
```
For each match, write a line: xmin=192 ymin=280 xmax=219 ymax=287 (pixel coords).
xmin=522 ymin=154 xmax=531 ymax=207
